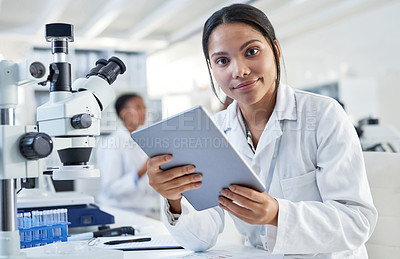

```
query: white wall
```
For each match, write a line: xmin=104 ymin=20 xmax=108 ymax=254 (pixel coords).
xmin=280 ymin=1 xmax=400 ymax=127
xmin=146 ymin=35 xmax=224 ymax=116
xmin=147 ymin=1 xmax=400 ymax=130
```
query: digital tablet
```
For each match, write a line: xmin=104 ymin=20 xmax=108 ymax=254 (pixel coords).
xmin=130 ymin=106 xmax=266 ymax=211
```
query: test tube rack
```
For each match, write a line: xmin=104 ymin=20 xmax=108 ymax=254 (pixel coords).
xmin=17 ymin=208 xmax=70 ymax=249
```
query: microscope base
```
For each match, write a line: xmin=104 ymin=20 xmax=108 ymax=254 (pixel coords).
xmin=22 ymin=242 xmax=123 ymax=259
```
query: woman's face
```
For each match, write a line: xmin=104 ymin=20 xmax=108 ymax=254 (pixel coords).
xmin=208 ymin=22 xmax=280 ymax=107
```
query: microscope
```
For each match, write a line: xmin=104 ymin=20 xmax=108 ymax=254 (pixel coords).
xmin=0 ymin=23 xmax=125 ymax=258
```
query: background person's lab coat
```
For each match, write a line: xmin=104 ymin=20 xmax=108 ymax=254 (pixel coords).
xmin=162 ymin=84 xmax=378 ymax=258
xmin=97 ymin=125 xmax=160 ymax=218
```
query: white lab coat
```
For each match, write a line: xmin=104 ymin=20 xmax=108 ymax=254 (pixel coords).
xmin=96 ymin=125 xmax=160 ymax=218
xmin=162 ymin=84 xmax=378 ymax=258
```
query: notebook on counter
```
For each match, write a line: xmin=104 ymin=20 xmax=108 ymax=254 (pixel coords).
xmin=96 ymin=235 xmax=183 ymax=251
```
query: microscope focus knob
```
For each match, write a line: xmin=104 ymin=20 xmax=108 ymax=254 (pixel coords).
xmin=19 ymin=132 xmax=53 ymax=160
xmin=71 ymin=113 xmax=92 ymax=129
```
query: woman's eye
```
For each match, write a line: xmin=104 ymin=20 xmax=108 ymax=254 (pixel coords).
xmin=216 ymin=58 xmax=229 ymax=65
xmin=246 ymin=48 xmax=259 ymax=56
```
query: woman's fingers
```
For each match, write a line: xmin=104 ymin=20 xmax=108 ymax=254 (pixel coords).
xmin=152 ymin=174 xmax=202 ymax=201
xmin=219 ymin=186 xmax=263 ymax=212
xmin=163 ymin=173 xmax=202 ymax=191
xmin=147 ymin=154 xmax=202 ymax=200
xmin=147 ymin=154 xmax=172 ymax=173
xmin=227 ymin=185 xmax=264 ymax=203
xmin=219 ymin=185 xmax=279 ymax=225
xmin=218 ymin=196 xmax=254 ymax=222
xmin=164 ymin=181 xmax=202 ymax=198
xmin=159 ymin=165 xmax=196 ymax=182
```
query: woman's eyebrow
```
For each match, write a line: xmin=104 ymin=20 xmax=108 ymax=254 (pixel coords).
xmin=211 ymin=51 xmax=228 ymax=59
xmin=240 ymin=39 xmax=262 ymax=51
xmin=210 ymin=39 xmax=262 ymax=58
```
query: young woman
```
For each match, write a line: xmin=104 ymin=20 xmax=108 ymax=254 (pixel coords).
xmin=146 ymin=4 xmax=377 ymax=257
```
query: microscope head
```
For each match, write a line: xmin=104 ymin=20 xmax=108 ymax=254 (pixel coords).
xmin=74 ymin=56 xmax=126 ymax=111
xmin=36 ymin=23 xmax=126 ymax=180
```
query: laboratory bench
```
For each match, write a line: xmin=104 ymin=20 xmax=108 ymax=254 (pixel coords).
xmin=22 ymin=204 xmax=271 ymax=258
xmin=100 ymin=205 xmax=271 ymax=258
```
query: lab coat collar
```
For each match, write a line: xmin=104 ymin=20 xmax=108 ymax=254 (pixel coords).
xmin=219 ymin=100 xmax=240 ymax=134
xmin=219 ymin=84 xmax=297 ymax=132
xmin=275 ymin=83 xmax=297 ymax=121
xmin=219 ymin=84 xmax=297 ymax=159
xmin=254 ymin=84 xmax=297 ymax=156
xmin=221 ymin=101 xmax=255 ymax=159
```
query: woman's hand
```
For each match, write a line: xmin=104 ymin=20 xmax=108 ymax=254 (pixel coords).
xmin=147 ymin=154 xmax=202 ymax=213
xmin=218 ymin=185 xmax=279 ymax=226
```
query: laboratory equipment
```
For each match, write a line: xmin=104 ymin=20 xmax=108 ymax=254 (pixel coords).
xmin=17 ymin=23 xmax=120 ymax=230
xmin=356 ymin=117 xmax=400 ymax=152
xmin=18 ymin=208 xmax=70 ymax=248
xmin=1 ymin=58 xmax=52 ymax=258
xmin=37 ymin=23 xmax=125 ymax=180
xmin=1 ymin=23 xmax=125 ymax=258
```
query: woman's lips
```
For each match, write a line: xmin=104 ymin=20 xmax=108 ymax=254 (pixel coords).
xmin=234 ymin=79 xmax=258 ymax=90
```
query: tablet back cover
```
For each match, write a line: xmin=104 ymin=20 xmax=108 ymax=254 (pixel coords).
xmin=131 ymin=106 xmax=265 ymax=211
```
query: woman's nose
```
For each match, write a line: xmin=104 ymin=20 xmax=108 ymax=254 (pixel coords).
xmin=231 ymin=59 xmax=250 ymax=79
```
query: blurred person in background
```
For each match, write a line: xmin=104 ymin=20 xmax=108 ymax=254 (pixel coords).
xmin=97 ymin=93 xmax=160 ymax=219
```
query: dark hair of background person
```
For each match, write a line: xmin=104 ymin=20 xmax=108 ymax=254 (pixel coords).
xmin=114 ymin=93 xmax=142 ymax=119
xmin=202 ymin=3 xmax=282 ymax=102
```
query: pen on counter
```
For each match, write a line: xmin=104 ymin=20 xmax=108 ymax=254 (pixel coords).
xmin=104 ymin=237 xmax=151 ymax=245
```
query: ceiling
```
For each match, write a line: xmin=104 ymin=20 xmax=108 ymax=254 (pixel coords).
xmin=0 ymin=0 xmax=396 ymax=57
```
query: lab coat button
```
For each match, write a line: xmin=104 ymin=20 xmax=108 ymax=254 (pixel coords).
xmin=253 ymin=166 xmax=261 ymax=173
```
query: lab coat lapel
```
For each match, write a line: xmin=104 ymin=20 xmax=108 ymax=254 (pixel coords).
xmin=254 ymin=84 xmax=297 ymax=157
xmin=253 ymin=113 xmax=282 ymax=158
xmin=230 ymin=122 xmax=255 ymax=160
xmin=221 ymin=101 xmax=254 ymax=160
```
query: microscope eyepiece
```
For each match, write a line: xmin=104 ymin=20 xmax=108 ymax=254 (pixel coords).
xmin=108 ymin=56 xmax=127 ymax=74
xmin=97 ymin=56 xmax=126 ymax=85
xmin=86 ymin=58 xmax=108 ymax=78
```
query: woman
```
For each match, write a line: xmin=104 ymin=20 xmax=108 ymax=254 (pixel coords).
xmin=147 ymin=4 xmax=377 ymax=257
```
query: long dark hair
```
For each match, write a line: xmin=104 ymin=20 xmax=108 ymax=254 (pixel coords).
xmin=202 ymin=4 xmax=281 ymax=100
